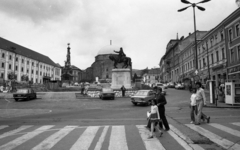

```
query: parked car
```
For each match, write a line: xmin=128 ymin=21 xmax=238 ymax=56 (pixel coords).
xmin=13 ymin=88 xmax=37 ymax=101
xmin=168 ymin=82 xmax=175 ymax=88
xmin=175 ymin=83 xmax=185 ymax=89
xmin=156 ymin=83 xmax=167 ymax=95
xmin=99 ymin=88 xmax=115 ymax=100
xmin=130 ymin=90 xmax=155 ymax=106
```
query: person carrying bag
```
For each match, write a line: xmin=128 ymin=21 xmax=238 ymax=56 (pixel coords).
xmin=148 ymin=99 xmax=163 ymax=139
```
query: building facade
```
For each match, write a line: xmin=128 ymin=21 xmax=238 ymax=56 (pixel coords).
xmin=0 ymin=37 xmax=61 ymax=84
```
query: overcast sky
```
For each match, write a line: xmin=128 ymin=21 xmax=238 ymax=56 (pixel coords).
xmin=0 ymin=0 xmax=238 ymax=70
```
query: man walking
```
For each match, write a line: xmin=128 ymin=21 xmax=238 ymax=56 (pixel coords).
xmin=195 ymin=82 xmax=210 ymax=125
xmin=155 ymin=87 xmax=170 ymax=131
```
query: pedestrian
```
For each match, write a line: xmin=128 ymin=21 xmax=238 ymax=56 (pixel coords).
xmin=120 ymin=85 xmax=126 ymax=97
xmin=190 ymin=88 xmax=197 ymax=124
xmin=155 ymin=87 xmax=170 ymax=131
xmin=81 ymin=83 xmax=85 ymax=95
xmin=148 ymin=99 xmax=163 ymax=139
xmin=195 ymin=82 xmax=210 ymax=125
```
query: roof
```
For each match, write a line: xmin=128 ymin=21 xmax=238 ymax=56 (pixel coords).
xmin=0 ymin=37 xmax=58 ymax=67
xmin=97 ymin=45 xmax=121 ymax=55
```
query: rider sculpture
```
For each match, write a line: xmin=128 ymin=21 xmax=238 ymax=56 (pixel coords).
xmin=114 ymin=47 xmax=126 ymax=62
xmin=109 ymin=47 xmax=131 ymax=68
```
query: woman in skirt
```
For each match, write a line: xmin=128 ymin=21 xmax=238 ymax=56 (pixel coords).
xmin=148 ymin=99 xmax=163 ymax=138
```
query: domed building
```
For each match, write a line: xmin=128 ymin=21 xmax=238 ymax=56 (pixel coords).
xmin=81 ymin=45 xmax=132 ymax=82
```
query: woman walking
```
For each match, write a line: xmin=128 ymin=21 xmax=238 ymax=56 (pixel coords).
xmin=148 ymin=99 xmax=163 ymax=138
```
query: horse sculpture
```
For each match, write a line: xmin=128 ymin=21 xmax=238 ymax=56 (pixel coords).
xmin=109 ymin=55 xmax=132 ymax=69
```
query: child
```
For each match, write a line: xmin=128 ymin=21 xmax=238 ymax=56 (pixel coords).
xmin=148 ymin=99 xmax=163 ymax=138
xmin=190 ymin=88 xmax=197 ymax=124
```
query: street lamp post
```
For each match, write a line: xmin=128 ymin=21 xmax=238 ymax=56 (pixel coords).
xmin=178 ymin=0 xmax=211 ymax=72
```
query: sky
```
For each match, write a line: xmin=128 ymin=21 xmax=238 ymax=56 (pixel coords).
xmin=0 ymin=0 xmax=238 ymax=70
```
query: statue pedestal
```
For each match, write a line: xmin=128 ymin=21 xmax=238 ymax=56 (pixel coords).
xmin=111 ymin=69 xmax=132 ymax=89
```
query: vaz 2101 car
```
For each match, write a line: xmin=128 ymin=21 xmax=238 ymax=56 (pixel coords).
xmin=13 ymin=88 xmax=37 ymax=101
xmin=131 ymin=90 xmax=155 ymax=106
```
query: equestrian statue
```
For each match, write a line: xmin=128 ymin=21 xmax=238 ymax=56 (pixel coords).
xmin=109 ymin=47 xmax=132 ymax=68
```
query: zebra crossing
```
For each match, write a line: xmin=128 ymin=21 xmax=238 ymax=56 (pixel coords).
xmin=0 ymin=122 xmax=239 ymax=150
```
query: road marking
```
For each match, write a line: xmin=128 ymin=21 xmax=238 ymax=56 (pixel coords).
xmin=109 ymin=126 xmax=128 ymax=150
xmin=70 ymin=126 xmax=99 ymax=150
xmin=186 ymin=124 xmax=240 ymax=150
xmin=0 ymin=125 xmax=54 ymax=150
xmin=0 ymin=125 xmax=33 ymax=140
xmin=136 ymin=125 xmax=165 ymax=150
xmin=94 ymin=126 xmax=109 ymax=150
xmin=209 ymin=123 xmax=240 ymax=137
xmin=232 ymin=122 xmax=240 ymax=127
xmin=32 ymin=126 xmax=77 ymax=150
xmin=169 ymin=124 xmax=204 ymax=150
xmin=0 ymin=125 xmax=8 ymax=130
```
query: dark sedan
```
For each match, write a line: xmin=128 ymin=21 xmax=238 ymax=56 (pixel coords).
xmin=99 ymin=88 xmax=115 ymax=100
xmin=13 ymin=88 xmax=37 ymax=101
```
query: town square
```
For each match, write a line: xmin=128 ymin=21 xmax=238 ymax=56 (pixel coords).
xmin=1 ymin=0 xmax=240 ymax=150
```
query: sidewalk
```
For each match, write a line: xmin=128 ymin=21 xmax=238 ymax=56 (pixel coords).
xmin=205 ymin=90 xmax=240 ymax=108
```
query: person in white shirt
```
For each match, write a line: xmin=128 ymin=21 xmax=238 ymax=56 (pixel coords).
xmin=148 ymin=99 xmax=163 ymax=138
xmin=195 ymin=82 xmax=210 ymax=125
xmin=190 ymin=88 xmax=197 ymax=124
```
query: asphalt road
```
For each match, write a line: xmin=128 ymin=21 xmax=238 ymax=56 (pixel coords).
xmin=0 ymin=88 xmax=240 ymax=150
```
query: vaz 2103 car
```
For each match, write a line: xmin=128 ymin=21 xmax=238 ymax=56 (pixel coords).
xmin=13 ymin=88 xmax=37 ymax=101
xmin=131 ymin=90 xmax=155 ymax=106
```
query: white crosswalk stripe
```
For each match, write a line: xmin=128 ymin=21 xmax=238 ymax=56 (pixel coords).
xmin=0 ymin=125 xmax=54 ymax=150
xmin=186 ymin=124 xmax=240 ymax=150
xmin=0 ymin=125 xmax=9 ymax=130
xmin=209 ymin=123 xmax=240 ymax=137
xmin=0 ymin=125 xmax=33 ymax=140
xmin=136 ymin=125 xmax=166 ymax=150
xmin=70 ymin=126 xmax=99 ymax=150
xmin=0 ymin=122 xmax=239 ymax=150
xmin=32 ymin=126 xmax=77 ymax=150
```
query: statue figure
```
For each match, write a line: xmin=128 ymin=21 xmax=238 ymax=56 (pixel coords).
xmin=109 ymin=47 xmax=131 ymax=68
xmin=114 ymin=47 xmax=126 ymax=62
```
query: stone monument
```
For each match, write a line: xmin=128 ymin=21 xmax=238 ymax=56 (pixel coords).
xmin=109 ymin=47 xmax=132 ymax=89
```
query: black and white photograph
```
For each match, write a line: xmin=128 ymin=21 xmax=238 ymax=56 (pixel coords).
xmin=0 ymin=0 xmax=240 ymax=149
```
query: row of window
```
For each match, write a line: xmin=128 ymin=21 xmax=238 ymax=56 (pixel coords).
xmin=228 ymin=23 xmax=240 ymax=42
xmin=1 ymin=52 xmax=53 ymax=71
xmin=230 ymin=45 xmax=240 ymax=63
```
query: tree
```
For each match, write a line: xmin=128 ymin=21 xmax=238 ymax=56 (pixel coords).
xmin=21 ymin=74 xmax=29 ymax=81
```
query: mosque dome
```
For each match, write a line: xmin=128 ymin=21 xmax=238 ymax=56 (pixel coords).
xmin=97 ymin=45 xmax=121 ymax=55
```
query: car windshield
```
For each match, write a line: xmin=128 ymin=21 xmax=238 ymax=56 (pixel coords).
xmin=16 ymin=89 xmax=28 ymax=93
xmin=135 ymin=91 xmax=148 ymax=96
xmin=102 ymin=88 xmax=113 ymax=92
